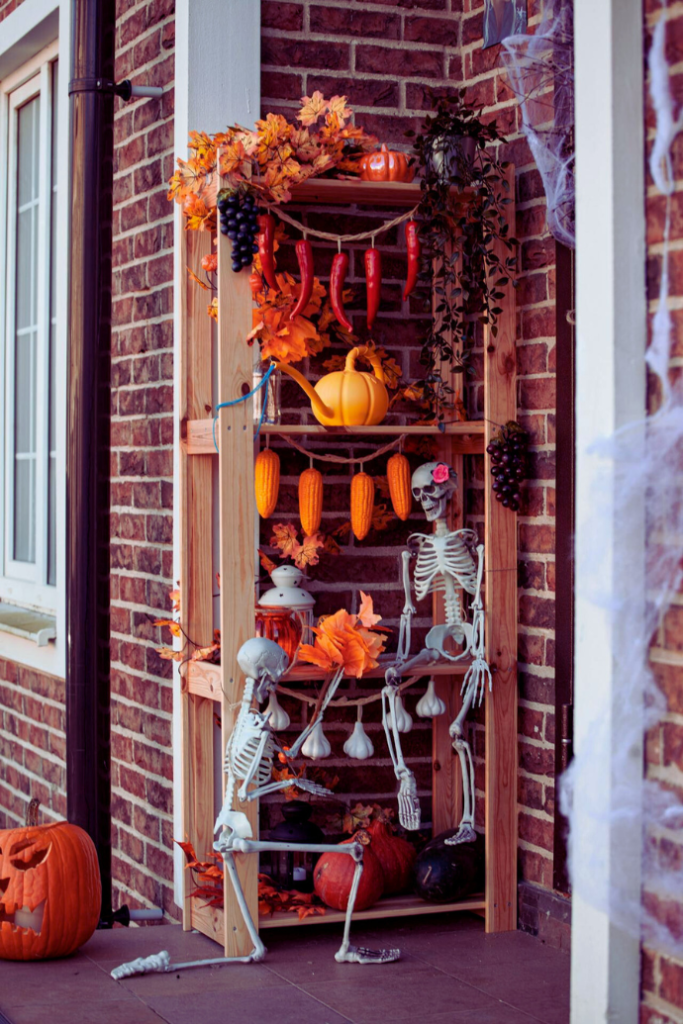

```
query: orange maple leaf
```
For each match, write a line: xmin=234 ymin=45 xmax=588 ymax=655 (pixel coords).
xmin=297 ymin=91 xmax=328 ymax=127
xmin=358 ymin=591 xmax=382 ymax=629
xmin=270 ymin=523 xmax=301 ymax=559
xmin=294 ymin=532 xmax=324 ymax=569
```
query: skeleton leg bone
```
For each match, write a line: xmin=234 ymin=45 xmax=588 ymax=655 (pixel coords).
xmin=232 ymin=840 xmax=400 ymax=964
xmin=445 ymin=684 xmax=477 ymax=845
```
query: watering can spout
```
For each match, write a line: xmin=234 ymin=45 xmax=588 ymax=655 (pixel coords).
xmin=274 ymin=362 xmax=335 ymax=421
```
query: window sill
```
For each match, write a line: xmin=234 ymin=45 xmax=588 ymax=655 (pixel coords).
xmin=0 ymin=602 xmax=56 ymax=646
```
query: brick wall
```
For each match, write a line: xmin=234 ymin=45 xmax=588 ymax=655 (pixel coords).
xmin=0 ymin=660 xmax=66 ymax=829
xmin=109 ymin=0 xmax=177 ymax=917
xmin=641 ymin=1 xmax=683 ymax=1017
xmin=261 ymin=0 xmax=559 ymax=893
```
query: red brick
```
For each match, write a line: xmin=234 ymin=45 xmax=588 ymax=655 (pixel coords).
xmin=262 ymin=1 xmax=304 ymax=31
xmin=310 ymin=6 xmax=400 ymax=38
xmin=262 ymin=36 xmax=350 ymax=70
xmin=520 ymin=595 xmax=555 ymax=630
xmin=356 ymin=45 xmax=444 ymax=78
xmin=403 ymin=14 xmax=459 ymax=45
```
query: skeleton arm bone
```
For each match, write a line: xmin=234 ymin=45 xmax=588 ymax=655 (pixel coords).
xmin=397 ymin=550 xmax=416 ymax=663
xmin=460 ymin=544 xmax=492 ymax=706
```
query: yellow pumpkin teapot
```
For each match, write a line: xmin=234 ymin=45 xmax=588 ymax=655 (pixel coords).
xmin=275 ymin=345 xmax=389 ymax=427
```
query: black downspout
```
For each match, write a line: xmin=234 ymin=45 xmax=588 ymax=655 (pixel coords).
xmin=66 ymin=0 xmax=116 ymax=921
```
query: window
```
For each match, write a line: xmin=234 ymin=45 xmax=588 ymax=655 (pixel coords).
xmin=1 ymin=44 xmax=60 ymax=617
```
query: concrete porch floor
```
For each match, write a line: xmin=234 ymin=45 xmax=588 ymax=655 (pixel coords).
xmin=0 ymin=912 xmax=570 ymax=1024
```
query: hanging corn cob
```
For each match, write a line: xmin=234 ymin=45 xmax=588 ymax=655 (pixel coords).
xmin=254 ymin=448 xmax=280 ymax=519
xmin=350 ymin=472 xmax=374 ymax=541
xmin=299 ymin=467 xmax=323 ymax=535
xmin=386 ymin=452 xmax=411 ymax=521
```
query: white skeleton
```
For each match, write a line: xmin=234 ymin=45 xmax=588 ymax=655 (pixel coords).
xmin=382 ymin=461 xmax=492 ymax=844
xmin=112 ymin=637 xmax=399 ymax=979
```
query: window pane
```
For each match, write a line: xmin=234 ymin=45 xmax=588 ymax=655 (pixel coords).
xmin=13 ymin=458 xmax=35 ymax=563
xmin=12 ymin=94 xmax=40 ymax=566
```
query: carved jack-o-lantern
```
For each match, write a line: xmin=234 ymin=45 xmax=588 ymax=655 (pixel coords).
xmin=0 ymin=820 xmax=101 ymax=960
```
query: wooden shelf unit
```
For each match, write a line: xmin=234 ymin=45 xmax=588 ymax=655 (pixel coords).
xmin=178 ymin=176 xmax=518 ymax=957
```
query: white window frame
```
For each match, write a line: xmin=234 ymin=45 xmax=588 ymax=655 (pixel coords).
xmin=0 ymin=0 xmax=70 ymax=677
xmin=2 ymin=55 xmax=55 ymax=595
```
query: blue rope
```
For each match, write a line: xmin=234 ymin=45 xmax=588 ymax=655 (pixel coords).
xmin=212 ymin=363 xmax=276 ymax=453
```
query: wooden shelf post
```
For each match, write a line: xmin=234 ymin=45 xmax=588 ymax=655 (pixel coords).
xmin=216 ymin=180 xmax=260 ymax=957
xmin=179 ymin=227 xmax=216 ymax=931
xmin=483 ymin=164 xmax=519 ymax=933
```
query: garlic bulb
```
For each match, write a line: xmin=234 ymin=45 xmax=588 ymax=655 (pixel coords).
xmin=301 ymin=719 xmax=331 ymax=759
xmin=391 ymin=695 xmax=413 ymax=734
xmin=343 ymin=720 xmax=374 ymax=760
xmin=265 ymin=692 xmax=290 ymax=731
xmin=416 ymin=678 xmax=446 ymax=718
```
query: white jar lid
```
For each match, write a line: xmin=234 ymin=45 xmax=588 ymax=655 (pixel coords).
xmin=258 ymin=585 xmax=316 ymax=610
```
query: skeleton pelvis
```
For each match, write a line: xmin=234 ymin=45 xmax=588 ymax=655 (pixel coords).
xmin=425 ymin=622 xmax=472 ymax=661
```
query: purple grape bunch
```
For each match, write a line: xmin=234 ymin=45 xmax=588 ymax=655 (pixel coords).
xmin=217 ymin=190 xmax=263 ymax=274
xmin=486 ymin=421 xmax=529 ymax=513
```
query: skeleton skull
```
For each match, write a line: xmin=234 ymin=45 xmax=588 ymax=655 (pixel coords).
xmin=237 ymin=637 xmax=289 ymax=697
xmin=411 ymin=462 xmax=457 ymax=522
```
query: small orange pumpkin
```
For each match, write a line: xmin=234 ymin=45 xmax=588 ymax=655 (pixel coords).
xmin=0 ymin=814 xmax=101 ymax=961
xmin=359 ymin=144 xmax=415 ymax=183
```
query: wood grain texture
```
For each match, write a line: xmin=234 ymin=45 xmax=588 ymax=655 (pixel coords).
xmin=217 ymin=181 xmax=259 ymax=957
xmin=179 ymin=226 xmax=215 ymax=930
xmin=259 ymin=892 xmax=485 ymax=929
xmin=483 ymin=164 xmax=518 ymax=934
xmin=186 ymin=658 xmax=469 ymax=703
xmin=183 ymin=418 xmax=485 ymax=453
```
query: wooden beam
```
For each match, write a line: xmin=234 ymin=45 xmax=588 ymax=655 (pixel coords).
xmin=183 ymin=418 xmax=485 ymax=454
xmin=179 ymin=226 xmax=215 ymax=930
xmin=483 ymin=163 xmax=518 ymax=934
xmin=217 ymin=178 xmax=259 ymax=958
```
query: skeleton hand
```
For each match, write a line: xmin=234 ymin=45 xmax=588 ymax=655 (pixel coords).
xmin=460 ymin=657 xmax=492 ymax=707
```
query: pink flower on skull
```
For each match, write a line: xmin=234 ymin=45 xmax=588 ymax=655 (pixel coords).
xmin=432 ymin=463 xmax=449 ymax=484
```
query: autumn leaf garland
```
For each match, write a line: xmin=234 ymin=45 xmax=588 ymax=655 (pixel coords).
xmin=168 ymin=92 xmax=376 ymax=226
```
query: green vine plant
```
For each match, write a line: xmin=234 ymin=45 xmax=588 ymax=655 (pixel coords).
xmin=407 ymin=89 xmax=518 ymax=414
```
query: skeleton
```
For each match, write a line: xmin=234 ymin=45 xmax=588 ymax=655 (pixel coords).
xmin=112 ymin=637 xmax=399 ymax=979
xmin=382 ymin=461 xmax=492 ymax=843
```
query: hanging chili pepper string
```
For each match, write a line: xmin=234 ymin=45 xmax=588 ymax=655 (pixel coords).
xmin=264 ymin=202 xmax=419 ymax=244
xmin=275 ymin=433 xmax=407 ymax=465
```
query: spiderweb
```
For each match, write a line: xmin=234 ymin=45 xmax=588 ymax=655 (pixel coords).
xmin=501 ymin=0 xmax=575 ymax=248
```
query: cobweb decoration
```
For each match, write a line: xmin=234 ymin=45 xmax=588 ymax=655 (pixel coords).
xmin=501 ymin=0 xmax=575 ymax=248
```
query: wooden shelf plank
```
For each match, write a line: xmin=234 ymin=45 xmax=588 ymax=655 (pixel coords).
xmin=290 ymin=179 xmax=424 ymax=207
xmin=184 ymin=417 xmax=485 ymax=454
xmin=187 ymin=658 xmax=470 ymax=702
xmin=259 ymin=892 xmax=486 ymax=929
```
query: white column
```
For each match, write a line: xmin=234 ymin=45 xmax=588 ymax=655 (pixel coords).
xmin=172 ymin=0 xmax=261 ymax=906
xmin=571 ymin=1 xmax=646 ymax=1022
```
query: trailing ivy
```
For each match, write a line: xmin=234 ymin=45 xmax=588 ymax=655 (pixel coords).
xmin=407 ymin=90 xmax=518 ymax=414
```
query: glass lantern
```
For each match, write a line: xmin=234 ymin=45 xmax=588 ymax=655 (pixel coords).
xmin=264 ymin=801 xmax=324 ymax=893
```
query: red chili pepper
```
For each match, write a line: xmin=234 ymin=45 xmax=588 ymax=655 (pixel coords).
xmin=365 ymin=247 xmax=381 ymax=330
xmin=257 ymin=214 xmax=279 ymax=292
xmin=330 ymin=252 xmax=353 ymax=332
xmin=289 ymin=239 xmax=314 ymax=320
xmin=403 ymin=221 xmax=420 ymax=301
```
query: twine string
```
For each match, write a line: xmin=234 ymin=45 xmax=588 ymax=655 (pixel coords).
xmin=266 ymin=203 xmax=419 ymax=245
xmin=276 ymin=432 xmax=407 ymax=465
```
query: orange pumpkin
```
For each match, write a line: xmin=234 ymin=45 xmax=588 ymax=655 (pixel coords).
xmin=359 ymin=144 xmax=415 ymax=183
xmin=313 ymin=831 xmax=384 ymax=911
xmin=0 ymin=819 xmax=101 ymax=960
